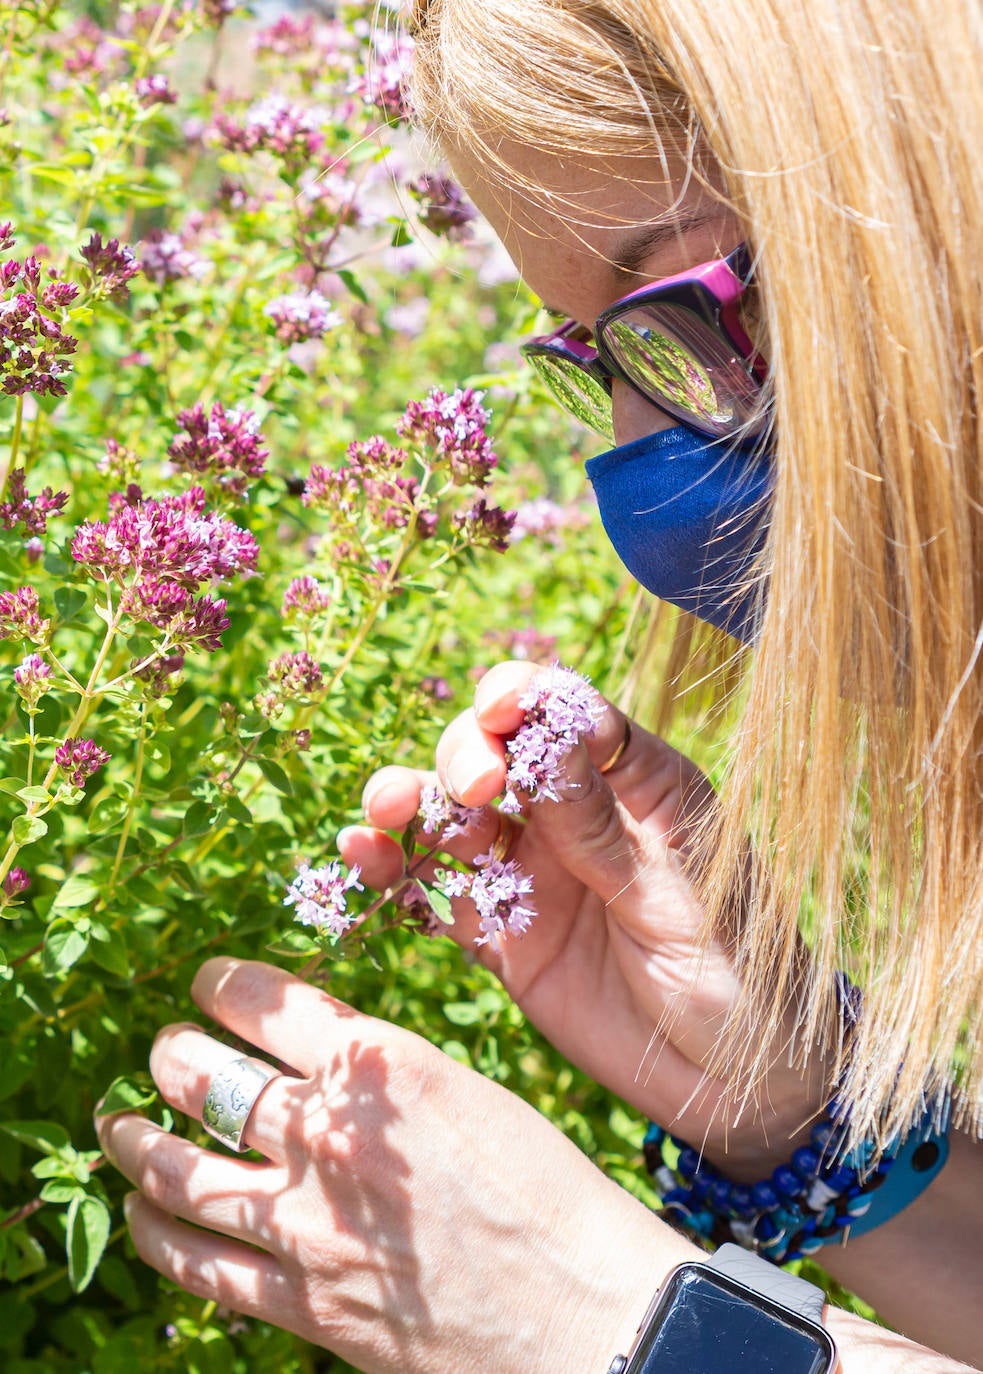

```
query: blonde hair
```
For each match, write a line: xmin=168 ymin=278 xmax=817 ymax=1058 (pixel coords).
xmin=406 ymin=0 xmax=983 ymax=1147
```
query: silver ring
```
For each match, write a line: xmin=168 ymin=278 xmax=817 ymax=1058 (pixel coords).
xmin=201 ymin=1056 xmax=279 ymax=1153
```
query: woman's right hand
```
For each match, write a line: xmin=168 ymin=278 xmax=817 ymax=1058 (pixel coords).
xmin=340 ymin=660 xmax=827 ymax=1178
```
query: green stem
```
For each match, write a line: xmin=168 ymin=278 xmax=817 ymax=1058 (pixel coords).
xmin=26 ymin=711 xmax=36 ymax=788
xmin=0 ymin=393 xmax=25 ymax=497
xmin=109 ymin=705 xmax=147 ymax=895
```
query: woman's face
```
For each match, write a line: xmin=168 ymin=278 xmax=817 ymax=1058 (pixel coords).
xmin=451 ymin=145 xmax=742 ymax=447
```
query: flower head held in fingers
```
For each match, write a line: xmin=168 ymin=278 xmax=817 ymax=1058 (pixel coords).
xmin=442 ymin=853 xmax=537 ymax=950
xmin=501 ymin=664 xmax=604 ymax=813
xmin=285 ymin=860 xmax=363 ymax=936
xmin=417 ymin=781 xmax=480 ymax=839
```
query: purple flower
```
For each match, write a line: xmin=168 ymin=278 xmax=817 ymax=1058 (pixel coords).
xmin=138 ymin=229 xmax=209 ymax=287
xmin=0 ymin=469 xmax=68 ymax=537
xmin=0 ymin=257 xmax=79 ymax=397
xmin=79 ymin=233 xmax=140 ymax=300
xmin=510 ymin=497 xmax=589 ymax=545
xmin=284 ymin=860 xmax=363 ymax=935
xmin=0 ymin=222 xmax=15 ymax=254
xmin=135 ymin=74 xmax=176 ymax=106
xmin=501 ymin=665 xmax=604 ymax=813
xmin=409 ymin=173 xmax=477 ymax=242
xmin=120 ymin=579 xmax=230 ymax=653
xmin=397 ymin=388 xmax=498 ymax=486
xmin=2 ymin=866 xmax=30 ymax=899
xmin=215 ymin=95 xmax=323 ymax=160
xmin=264 ymin=290 xmax=341 ymax=345
xmin=356 ymin=29 xmax=414 ymax=122
xmin=72 ymin=487 xmax=259 ymax=590
xmin=0 ymin=586 xmax=50 ymax=644
xmin=13 ymin=652 xmax=52 ymax=706
xmin=168 ymin=402 xmax=268 ymax=491
xmin=134 ymin=651 xmax=185 ymax=696
xmin=267 ymin=650 xmax=323 ymax=698
xmin=441 ymin=851 xmax=537 ymax=949
xmin=452 ymin=497 xmax=515 ymax=552
xmin=55 ymin=737 xmax=111 ymax=788
xmin=417 ymin=783 xmax=481 ymax=840
xmin=281 ymin=575 xmax=331 ymax=622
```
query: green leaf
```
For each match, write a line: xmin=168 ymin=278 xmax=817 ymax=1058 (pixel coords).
xmin=42 ymin=923 xmax=89 ymax=976
xmin=89 ymin=924 xmax=130 ymax=978
xmin=1 ymin=1118 xmax=71 ymax=1154
xmin=95 ymin=1074 xmax=158 ymax=1118
xmin=257 ymin=757 xmax=293 ymax=796
xmin=265 ymin=928 xmax=320 ymax=957
xmin=39 ymin=1179 xmax=86 ymax=1204
xmin=12 ymin=815 xmax=48 ymax=846
xmin=423 ymin=883 xmax=455 ymax=925
xmin=15 ymin=786 xmax=51 ymax=805
xmin=0 ymin=778 xmax=23 ymax=797
xmin=389 ymin=220 xmax=413 ymax=248
xmin=51 ymin=875 xmax=100 ymax=910
xmin=337 ymin=267 xmax=369 ymax=304
xmin=66 ymin=1194 xmax=111 ymax=1292
xmin=442 ymin=1001 xmax=483 ymax=1026
xmin=0 ymin=1227 xmax=46 ymax=1283
xmin=182 ymin=799 xmax=213 ymax=837
xmin=54 ymin=587 xmax=87 ymax=622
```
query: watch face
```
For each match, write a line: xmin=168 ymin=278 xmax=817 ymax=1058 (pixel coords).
xmin=626 ymin=1266 xmax=836 ymax=1374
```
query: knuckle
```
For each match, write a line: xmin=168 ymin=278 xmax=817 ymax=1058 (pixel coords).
xmin=139 ymin=1144 xmax=189 ymax=1213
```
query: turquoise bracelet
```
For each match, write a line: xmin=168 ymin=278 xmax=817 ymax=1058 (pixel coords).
xmin=645 ymin=982 xmax=951 ymax=1262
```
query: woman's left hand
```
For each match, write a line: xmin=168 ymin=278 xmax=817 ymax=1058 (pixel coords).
xmin=95 ymin=956 xmax=691 ymax=1374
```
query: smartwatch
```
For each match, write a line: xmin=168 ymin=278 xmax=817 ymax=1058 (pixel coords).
xmin=606 ymin=1244 xmax=838 ymax=1373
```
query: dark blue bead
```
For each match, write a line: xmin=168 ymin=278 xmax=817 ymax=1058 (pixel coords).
xmin=810 ymin=1121 xmax=836 ymax=1153
xmin=676 ymin=1147 xmax=701 ymax=1180
xmin=729 ymin=1185 xmax=755 ymax=1218
xmin=689 ymin=1175 xmax=713 ymax=1203
xmin=751 ymin=1181 xmax=779 ymax=1209
xmin=792 ymin=1146 xmax=820 ymax=1178
xmin=661 ymin=1188 xmax=691 ymax=1207
xmin=824 ymin=1164 xmax=856 ymax=1191
xmin=773 ymin=1165 xmax=804 ymax=1199
xmin=708 ymin=1179 xmax=733 ymax=1211
xmin=756 ymin=1214 xmax=780 ymax=1240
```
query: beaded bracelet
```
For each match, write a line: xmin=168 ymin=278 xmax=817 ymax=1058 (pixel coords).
xmin=644 ymin=979 xmax=951 ymax=1263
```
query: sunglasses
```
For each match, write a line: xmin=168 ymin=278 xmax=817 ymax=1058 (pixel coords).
xmin=520 ymin=242 xmax=768 ymax=442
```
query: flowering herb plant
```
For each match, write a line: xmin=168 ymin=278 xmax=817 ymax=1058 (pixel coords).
xmin=0 ymin=2 xmax=636 ymax=1370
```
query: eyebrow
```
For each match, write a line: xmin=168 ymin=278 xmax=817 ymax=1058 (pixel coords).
xmin=611 ymin=208 xmax=722 ymax=280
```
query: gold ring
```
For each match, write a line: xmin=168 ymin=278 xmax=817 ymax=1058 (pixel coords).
xmin=599 ymin=717 xmax=632 ymax=775
xmin=490 ymin=809 xmax=522 ymax=863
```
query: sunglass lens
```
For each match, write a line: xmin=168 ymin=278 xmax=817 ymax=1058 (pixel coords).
xmin=525 ymin=351 xmax=615 ymax=441
xmin=602 ymin=305 xmax=762 ymax=436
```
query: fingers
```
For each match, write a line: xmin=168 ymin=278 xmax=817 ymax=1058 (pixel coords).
xmin=96 ymin=1112 xmax=281 ymax=1245
xmin=149 ymin=1023 xmax=297 ymax=1163
xmin=190 ymin=957 xmax=374 ymax=1078
xmin=123 ymin=1194 xmax=293 ymax=1326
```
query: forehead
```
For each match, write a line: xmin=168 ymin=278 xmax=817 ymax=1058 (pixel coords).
xmin=450 ymin=141 xmax=733 ymax=320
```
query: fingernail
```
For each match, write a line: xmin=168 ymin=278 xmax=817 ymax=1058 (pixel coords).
xmin=336 ymin=826 xmax=358 ymax=848
xmin=361 ymin=778 xmax=385 ymax=814
xmin=446 ymin=757 xmax=495 ymax=802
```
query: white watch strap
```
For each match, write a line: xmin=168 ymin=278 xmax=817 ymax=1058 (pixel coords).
xmin=709 ymin=1243 xmax=826 ymax=1326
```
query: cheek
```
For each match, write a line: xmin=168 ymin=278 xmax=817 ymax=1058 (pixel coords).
xmin=610 ymin=380 xmax=679 ymax=447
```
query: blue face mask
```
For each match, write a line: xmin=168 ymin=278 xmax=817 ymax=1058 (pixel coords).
xmin=584 ymin=425 xmax=774 ymax=643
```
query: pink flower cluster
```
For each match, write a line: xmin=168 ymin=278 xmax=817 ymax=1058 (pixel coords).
xmin=79 ymin=233 xmax=140 ymax=301
xmin=452 ymin=497 xmax=515 ymax=552
xmin=397 ymin=388 xmax=498 ymax=487
xmin=356 ymin=29 xmax=414 ymax=122
xmin=54 ymin=737 xmax=110 ymax=788
xmin=168 ymin=402 xmax=268 ymax=494
xmin=2 ymin=866 xmax=30 ymax=899
xmin=417 ymin=782 xmax=480 ymax=840
xmin=409 ymin=173 xmax=477 ymax=242
xmin=0 ymin=240 xmax=80 ymax=397
xmin=284 ymin=860 xmax=363 ymax=935
xmin=138 ymin=229 xmax=209 ymax=287
xmin=0 ymin=587 xmax=50 ymax=644
xmin=442 ymin=853 xmax=537 ymax=949
xmin=303 ymin=436 xmax=429 ymax=541
xmin=135 ymin=74 xmax=176 ymax=106
xmin=509 ymin=497 xmax=590 ymax=545
xmin=264 ymin=290 xmax=341 ymax=344
xmin=120 ymin=581 xmax=230 ymax=652
xmin=214 ymin=95 xmax=324 ymax=160
xmin=501 ymin=665 xmax=604 ymax=813
xmin=280 ymin=575 xmax=331 ymax=622
xmin=267 ymin=650 xmax=324 ymax=698
xmin=0 ymin=469 xmax=68 ymax=538
xmin=13 ymin=652 xmax=52 ymax=706
xmin=72 ymin=486 xmax=259 ymax=589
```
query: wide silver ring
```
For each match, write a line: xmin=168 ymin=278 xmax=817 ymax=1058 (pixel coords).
xmin=201 ymin=1056 xmax=279 ymax=1153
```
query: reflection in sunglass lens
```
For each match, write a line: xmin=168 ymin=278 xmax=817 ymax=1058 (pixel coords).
xmin=526 ymin=351 xmax=615 ymax=440
xmin=603 ymin=304 xmax=761 ymax=435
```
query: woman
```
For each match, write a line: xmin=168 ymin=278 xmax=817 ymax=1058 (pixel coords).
xmin=95 ymin=1 xmax=983 ymax=1370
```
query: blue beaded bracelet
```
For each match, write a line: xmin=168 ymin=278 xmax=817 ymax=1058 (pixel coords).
xmin=645 ymin=1093 xmax=949 ymax=1262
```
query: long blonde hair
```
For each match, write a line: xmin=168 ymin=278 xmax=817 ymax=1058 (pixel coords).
xmin=407 ymin=0 xmax=983 ymax=1147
